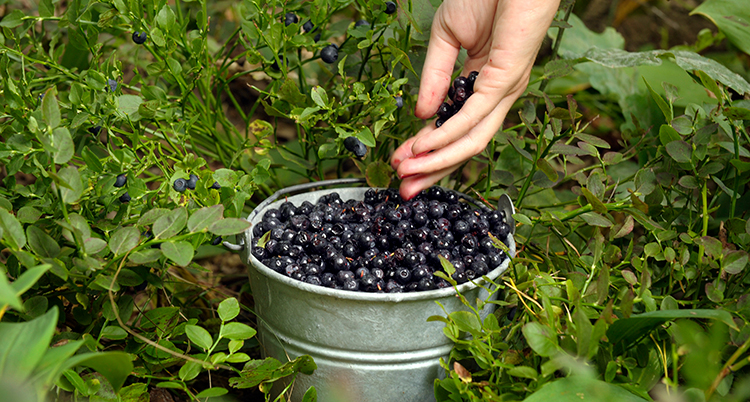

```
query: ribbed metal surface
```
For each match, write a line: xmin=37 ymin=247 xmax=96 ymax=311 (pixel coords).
xmin=241 ymin=186 xmax=515 ymax=402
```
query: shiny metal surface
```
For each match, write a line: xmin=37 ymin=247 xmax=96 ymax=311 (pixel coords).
xmin=241 ymin=186 xmax=515 ymax=402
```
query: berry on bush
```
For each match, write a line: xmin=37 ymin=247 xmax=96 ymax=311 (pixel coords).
xmin=395 ymin=96 xmax=404 ymax=109
xmin=303 ymin=20 xmax=314 ymax=33
xmin=254 ymin=187 xmax=511 ymax=293
xmin=320 ymin=44 xmax=339 ymax=64
xmin=119 ymin=192 xmax=131 ymax=203
xmin=114 ymin=174 xmax=127 ymax=188
xmin=88 ymin=125 xmax=102 ymax=135
xmin=107 ymin=79 xmax=118 ymax=92
xmin=187 ymin=174 xmax=198 ymax=190
xmin=211 ymin=181 xmax=221 ymax=190
xmin=173 ymin=178 xmax=187 ymax=192
xmin=385 ymin=1 xmax=397 ymax=14
xmin=354 ymin=19 xmax=370 ymax=28
xmin=284 ymin=12 xmax=298 ymax=26
xmin=211 ymin=236 xmax=223 ymax=246
xmin=343 ymin=136 xmax=367 ymax=158
xmin=132 ymin=31 xmax=147 ymax=44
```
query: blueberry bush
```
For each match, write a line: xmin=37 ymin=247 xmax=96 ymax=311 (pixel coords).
xmin=1 ymin=0 xmax=750 ymax=401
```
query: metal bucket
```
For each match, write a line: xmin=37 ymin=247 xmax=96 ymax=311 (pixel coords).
xmin=237 ymin=179 xmax=515 ymax=402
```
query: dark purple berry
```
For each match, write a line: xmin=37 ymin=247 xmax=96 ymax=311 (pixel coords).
xmin=435 ymin=118 xmax=446 ymax=128
xmin=437 ymin=102 xmax=453 ymax=119
xmin=211 ymin=236 xmax=223 ymax=246
xmin=107 ymin=79 xmax=118 ymax=92
xmin=132 ymin=31 xmax=147 ymax=44
xmin=173 ymin=178 xmax=187 ymax=192
xmin=119 ymin=192 xmax=131 ymax=203
xmin=453 ymin=76 xmax=468 ymax=90
xmin=395 ymin=96 xmax=404 ymax=109
xmin=467 ymin=71 xmax=479 ymax=91
xmin=354 ymin=19 xmax=370 ymax=28
xmin=321 ymin=44 xmax=339 ymax=64
xmin=88 ymin=125 xmax=102 ymax=135
xmin=211 ymin=181 xmax=221 ymax=190
xmin=186 ymin=173 xmax=198 ymax=190
xmin=344 ymin=136 xmax=367 ymax=157
xmin=284 ymin=12 xmax=298 ymax=26
xmin=384 ymin=1 xmax=397 ymax=14
xmin=114 ymin=174 xmax=127 ymax=188
xmin=303 ymin=20 xmax=315 ymax=33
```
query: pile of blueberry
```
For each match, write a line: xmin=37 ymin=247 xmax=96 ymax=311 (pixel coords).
xmin=251 ymin=187 xmax=511 ymax=293
xmin=435 ymin=71 xmax=479 ymax=128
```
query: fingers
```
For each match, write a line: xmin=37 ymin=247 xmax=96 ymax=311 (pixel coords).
xmin=414 ymin=7 xmax=461 ymax=119
xmin=390 ymin=135 xmax=418 ymax=171
xmin=398 ymin=165 xmax=461 ymax=200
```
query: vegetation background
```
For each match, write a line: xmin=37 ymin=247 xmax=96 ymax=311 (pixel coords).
xmin=0 ymin=0 xmax=749 ymax=401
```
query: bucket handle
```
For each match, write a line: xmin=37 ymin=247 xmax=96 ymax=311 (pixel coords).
xmin=222 ymin=178 xmax=367 ymax=251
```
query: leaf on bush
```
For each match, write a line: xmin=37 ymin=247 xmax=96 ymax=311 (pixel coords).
xmin=580 ymin=212 xmax=613 ymax=227
xmin=0 ymin=273 xmax=23 ymax=311
xmin=695 ymin=236 xmax=723 ymax=259
xmin=57 ymin=166 xmax=83 ymax=204
xmin=27 ymin=226 xmax=61 ymax=258
xmin=507 ymin=366 xmax=538 ymax=380
xmin=723 ymin=250 xmax=748 ymax=275
xmin=208 ymin=218 xmax=251 ymax=236
xmin=230 ymin=355 xmax=316 ymax=389
xmin=185 ymin=325 xmax=213 ymax=351
xmin=522 ymin=322 xmax=560 ymax=357
xmin=188 ymin=205 xmax=225 ymax=233
xmin=10 ymin=264 xmax=51 ymax=297
xmin=138 ymin=208 xmax=170 ymax=226
xmin=691 ymin=0 xmax=750 ymax=56
xmin=454 ymin=361 xmax=472 ymax=382
xmin=128 ymin=248 xmax=162 ymax=264
xmin=42 ymin=88 xmax=61 ymax=129
xmin=366 ymin=160 xmax=392 ymax=188
xmin=666 ymin=140 xmax=692 ymax=163
xmin=52 ymin=127 xmax=74 ymax=164
xmin=221 ymin=322 xmax=257 ymax=340
xmin=523 ymin=376 xmax=649 ymax=402
xmin=0 ymin=308 xmax=59 ymax=379
xmin=218 ymin=297 xmax=240 ymax=322
xmin=196 ymin=388 xmax=229 ymax=398
xmin=161 ymin=241 xmax=194 ymax=267
xmin=0 ymin=208 xmax=26 ymax=250
xmin=108 ymin=227 xmax=140 ymax=257
xmin=0 ymin=9 xmax=25 ymax=28
xmin=153 ymin=207 xmax=187 ymax=239
xmin=607 ymin=309 xmax=736 ymax=354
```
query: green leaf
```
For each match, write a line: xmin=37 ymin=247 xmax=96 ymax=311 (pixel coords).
xmin=0 ymin=208 xmax=26 ymax=250
xmin=543 ymin=59 xmax=575 ymax=79
xmin=692 ymin=0 xmax=750 ymax=56
xmin=108 ymin=227 xmax=140 ymax=256
xmin=100 ymin=326 xmax=128 ymax=340
xmin=302 ymin=386 xmax=317 ymax=402
xmin=229 ymin=356 xmax=317 ymax=389
xmin=42 ymin=88 xmax=61 ymax=128
xmin=695 ymin=236 xmax=723 ymax=259
xmin=365 ymin=160 xmax=392 ymax=188
xmin=161 ymin=241 xmax=194 ymax=267
xmin=0 ymin=308 xmax=58 ymax=379
xmin=188 ymin=205 xmax=225 ymax=233
xmin=438 ymin=255 xmax=455 ymax=276
xmin=153 ymin=207 xmax=188 ymax=239
xmin=61 ymin=352 xmax=133 ymax=392
xmin=179 ymin=360 xmax=202 ymax=381
xmin=0 ymin=10 xmax=25 ymax=28
xmin=128 ymin=248 xmax=162 ymax=264
xmin=522 ymin=322 xmax=560 ymax=357
xmin=218 ymin=297 xmax=240 ymax=322
xmin=208 ymin=218 xmax=252 ymax=236
xmin=196 ymin=388 xmax=229 ymax=398
xmin=0 ymin=273 xmax=23 ymax=311
xmin=221 ymin=322 xmax=257 ymax=340
xmin=310 ymin=86 xmax=328 ymax=108
xmin=607 ymin=309 xmax=736 ymax=355
xmin=580 ymin=212 xmax=613 ymax=227
xmin=723 ymin=250 xmax=748 ymax=275
xmin=665 ymin=140 xmax=692 ymax=163
xmin=27 ymin=226 xmax=61 ymax=258
xmin=643 ymin=78 xmax=672 ymax=121
xmin=10 ymin=264 xmax=51 ymax=296
xmin=356 ymin=127 xmax=376 ymax=147
xmin=508 ymin=366 xmax=538 ymax=380
xmin=185 ymin=325 xmax=213 ymax=351
xmin=581 ymin=187 xmax=606 ymax=214
xmin=52 ymin=127 xmax=74 ymax=164
xmin=57 ymin=166 xmax=83 ymax=204
xmin=523 ymin=376 xmax=649 ymax=402
xmin=137 ymin=208 xmax=170 ymax=226
xmin=156 ymin=5 xmax=176 ymax=32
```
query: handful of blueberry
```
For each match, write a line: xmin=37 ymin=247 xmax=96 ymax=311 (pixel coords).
xmin=252 ymin=187 xmax=511 ymax=293
xmin=435 ymin=71 xmax=479 ymax=128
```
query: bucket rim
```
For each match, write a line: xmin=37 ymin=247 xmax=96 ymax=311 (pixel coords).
xmin=243 ymin=185 xmax=516 ymax=303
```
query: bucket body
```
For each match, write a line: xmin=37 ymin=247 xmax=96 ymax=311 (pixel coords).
xmin=241 ymin=187 xmax=515 ymax=402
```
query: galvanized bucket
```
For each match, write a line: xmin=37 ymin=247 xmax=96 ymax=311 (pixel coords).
xmin=236 ymin=179 xmax=516 ymax=402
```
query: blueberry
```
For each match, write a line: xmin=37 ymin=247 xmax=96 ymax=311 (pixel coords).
xmin=453 ymin=76 xmax=468 ymax=90
xmin=211 ymin=236 xmax=223 ymax=246
xmin=211 ymin=181 xmax=221 ymax=190
xmin=132 ymin=31 xmax=147 ymax=44
xmin=467 ymin=71 xmax=479 ymax=91
xmin=284 ymin=12 xmax=298 ymax=26
xmin=114 ymin=174 xmax=127 ymax=188
xmin=271 ymin=54 xmax=286 ymax=71
xmin=384 ymin=1 xmax=397 ymax=14
xmin=173 ymin=178 xmax=187 ymax=192
xmin=88 ymin=125 xmax=102 ymax=135
xmin=395 ymin=96 xmax=404 ymax=109
xmin=343 ymin=136 xmax=367 ymax=158
xmin=417 ymin=276 xmax=435 ymax=291
xmin=186 ymin=173 xmax=198 ymax=190
xmin=354 ymin=19 xmax=370 ymax=28
xmin=119 ymin=192 xmax=131 ymax=203
xmin=107 ymin=79 xmax=118 ymax=92
xmin=343 ymin=279 xmax=360 ymax=291
xmin=435 ymin=118 xmax=446 ymax=128
xmin=305 ymin=275 xmax=323 ymax=286
xmin=303 ymin=20 xmax=315 ymax=33
xmin=320 ymin=44 xmax=339 ymax=64
xmin=454 ymin=87 xmax=468 ymax=103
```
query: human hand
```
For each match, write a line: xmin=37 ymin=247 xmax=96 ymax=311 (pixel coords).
xmin=391 ymin=0 xmax=561 ymax=199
